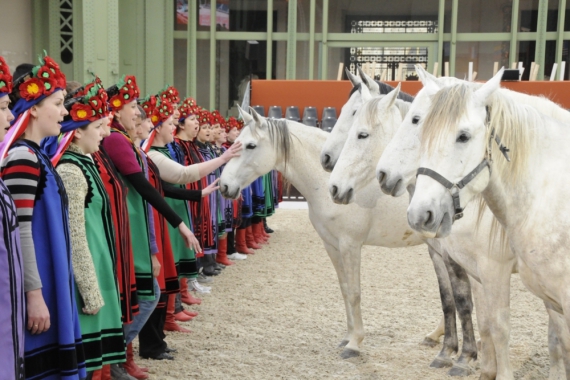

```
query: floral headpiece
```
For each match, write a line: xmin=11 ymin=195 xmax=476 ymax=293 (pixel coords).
xmin=158 ymin=85 xmax=180 ymax=105
xmin=237 ymin=119 xmax=245 ymax=130
xmin=198 ymin=109 xmax=212 ymax=126
xmin=0 ymin=57 xmax=13 ymax=97
xmin=226 ymin=116 xmax=239 ymax=133
xmin=10 ymin=53 xmax=67 ymax=119
xmin=150 ymin=98 xmax=174 ymax=128
xmin=178 ymin=97 xmax=200 ymax=123
xmin=210 ymin=110 xmax=223 ymax=126
xmin=139 ymin=95 xmax=157 ymax=119
xmin=107 ymin=75 xmax=140 ymax=111
xmin=65 ymin=77 xmax=109 ymax=125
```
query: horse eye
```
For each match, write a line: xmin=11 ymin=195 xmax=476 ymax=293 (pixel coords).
xmin=412 ymin=116 xmax=420 ymax=124
xmin=246 ymin=143 xmax=256 ymax=149
xmin=456 ymin=133 xmax=470 ymax=143
xmin=358 ymin=132 xmax=369 ymax=139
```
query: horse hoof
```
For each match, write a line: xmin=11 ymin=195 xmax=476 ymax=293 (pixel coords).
xmin=430 ymin=357 xmax=453 ymax=368
xmin=448 ymin=363 xmax=474 ymax=377
xmin=338 ymin=340 xmax=349 ymax=348
xmin=340 ymin=348 xmax=360 ymax=359
xmin=420 ymin=337 xmax=439 ymax=348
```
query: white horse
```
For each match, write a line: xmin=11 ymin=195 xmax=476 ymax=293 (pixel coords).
xmin=219 ymin=105 xmax=477 ymax=375
xmin=321 ymin=69 xmax=480 ymax=375
xmin=376 ymin=67 xmax=570 ymax=379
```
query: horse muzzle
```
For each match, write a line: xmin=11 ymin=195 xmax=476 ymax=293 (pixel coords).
xmin=329 ymin=184 xmax=354 ymax=205
xmin=220 ymin=183 xmax=241 ymax=200
xmin=407 ymin=201 xmax=454 ymax=239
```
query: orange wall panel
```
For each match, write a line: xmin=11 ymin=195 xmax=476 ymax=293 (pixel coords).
xmin=250 ymin=80 xmax=570 ymax=120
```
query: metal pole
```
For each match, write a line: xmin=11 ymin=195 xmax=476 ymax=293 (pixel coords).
xmin=286 ymin=0 xmax=297 ymax=79
xmin=450 ymin=0 xmax=458 ymax=76
xmin=209 ymin=0 xmax=217 ymax=109
xmin=266 ymin=0 xmax=273 ymax=80
xmin=187 ymin=0 xmax=197 ymax=97
xmin=436 ymin=0 xmax=444 ymax=75
xmin=534 ymin=0 xmax=548 ymax=80
xmin=321 ymin=0 xmax=329 ymax=80
xmin=510 ymin=0 xmax=520 ymax=68
xmin=309 ymin=0 xmax=316 ymax=79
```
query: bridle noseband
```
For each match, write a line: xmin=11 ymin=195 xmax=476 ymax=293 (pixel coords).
xmin=416 ymin=108 xmax=510 ymax=221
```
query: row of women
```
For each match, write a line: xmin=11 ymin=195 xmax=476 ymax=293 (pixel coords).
xmin=0 ymin=53 xmax=279 ymax=380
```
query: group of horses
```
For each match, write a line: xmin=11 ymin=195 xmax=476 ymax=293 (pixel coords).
xmin=219 ymin=66 xmax=570 ymax=380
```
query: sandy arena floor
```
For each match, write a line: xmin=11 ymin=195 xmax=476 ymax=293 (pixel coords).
xmin=134 ymin=208 xmax=551 ymax=379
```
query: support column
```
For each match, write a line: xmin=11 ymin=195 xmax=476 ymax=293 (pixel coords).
xmin=187 ymin=0 xmax=197 ymax=96
xmin=436 ymin=0 xmax=444 ymax=75
xmin=450 ymin=0 xmax=458 ymax=77
xmin=509 ymin=0 xmax=520 ymax=68
xmin=308 ymin=0 xmax=316 ymax=79
xmin=556 ymin=0 xmax=567 ymax=78
xmin=321 ymin=0 xmax=329 ymax=80
xmin=286 ymin=0 xmax=297 ymax=79
xmin=209 ymin=0 xmax=217 ymax=109
xmin=266 ymin=0 xmax=273 ymax=80
xmin=534 ymin=0 xmax=549 ymax=80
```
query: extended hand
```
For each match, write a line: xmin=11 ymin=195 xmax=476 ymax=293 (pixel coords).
xmin=202 ymin=178 xmax=220 ymax=197
xmin=221 ymin=141 xmax=242 ymax=162
xmin=178 ymin=222 xmax=202 ymax=253
xmin=26 ymin=289 xmax=50 ymax=334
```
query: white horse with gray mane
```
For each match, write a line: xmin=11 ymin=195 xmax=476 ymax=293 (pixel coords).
xmin=219 ymin=105 xmax=477 ymax=376
xmin=376 ymin=67 xmax=570 ymax=380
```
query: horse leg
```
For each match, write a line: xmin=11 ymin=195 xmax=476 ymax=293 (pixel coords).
xmin=547 ymin=302 xmax=570 ymax=379
xmin=443 ymin=255 xmax=477 ymax=377
xmin=546 ymin=309 xmax=566 ymax=380
xmin=422 ymin=315 xmax=445 ymax=348
xmin=322 ymin=241 xmax=354 ymax=349
xmin=427 ymin=246 xmax=459 ymax=368
xmin=474 ymin=255 xmax=515 ymax=380
xmin=338 ymin=240 xmax=363 ymax=359
xmin=470 ymin=278 xmax=498 ymax=380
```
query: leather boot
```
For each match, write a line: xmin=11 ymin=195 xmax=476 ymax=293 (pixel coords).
xmin=124 ymin=343 xmax=149 ymax=379
xmin=215 ymin=238 xmax=234 ymax=266
xmin=235 ymin=228 xmax=254 ymax=254
xmin=174 ymin=311 xmax=193 ymax=322
xmin=164 ymin=295 xmax=191 ymax=333
xmin=183 ymin=309 xmax=198 ymax=317
xmin=101 ymin=365 xmax=112 ymax=380
xmin=246 ymin=226 xmax=261 ymax=250
xmin=261 ymin=219 xmax=272 ymax=238
xmin=91 ymin=369 xmax=102 ymax=380
xmin=180 ymin=278 xmax=201 ymax=305
xmin=253 ymin=222 xmax=269 ymax=244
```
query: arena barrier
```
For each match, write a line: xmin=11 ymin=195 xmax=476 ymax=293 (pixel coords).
xmin=251 ymin=80 xmax=570 ymax=120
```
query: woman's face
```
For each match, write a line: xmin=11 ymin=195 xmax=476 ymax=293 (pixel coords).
xmin=0 ymin=95 xmax=14 ymax=142
xmin=157 ymin=116 xmax=175 ymax=144
xmin=197 ymin=123 xmax=211 ymax=142
xmin=136 ymin=118 xmax=153 ymax=140
xmin=100 ymin=116 xmax=111 ymax=138
xmin=216 ymin=129 xmax=227 ymax=144
xmin=115 ymin=100 xmax=140 ymax=131
xmin=211 ymin=123 xmax=221 ymax=141
xmin=172 ymin=106 xmax=180 ymax=126
xmin=184 ymin=114 xmax=200 ymax=139
xmin=227 ymin=127 xmax=240 ymax=142
xmin=31 ymin=91 xmax=68 ymax=138
xmin=75 ymin=118 xmax=104 ymax=154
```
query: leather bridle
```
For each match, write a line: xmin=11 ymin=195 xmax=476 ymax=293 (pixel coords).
xmin=416 ymin=108 xmax=510 ymax=221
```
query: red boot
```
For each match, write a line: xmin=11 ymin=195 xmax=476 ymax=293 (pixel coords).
xmin=174 ymin=311 xmax=194 ymax=322
xmin=91 ymin=369 xmax=102 ymax=380
xmin=253 ymin=222 xmax=269 ymax=244
xmin=124 ymin=343 xmax=149 ymax=379
xmin=180 ymin=278 xmax=201 ymax=305
xmin=246 ymin=226 xmax=261 ymax=250
xmin=216 ymin=238 xmax=234 ymax=266
xmin=164 ymin=295 xmax=192 ymax=333
xmin=183 ymin=309 xmax=199 ymax=317
xmin=101 ymin=365 xmax=112 ymax=380
xmin=235 ymin=228 xmax=254 ymax=254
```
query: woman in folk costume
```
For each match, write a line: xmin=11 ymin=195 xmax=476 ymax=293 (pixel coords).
xmin=0 ymin=56 xmax=25 ymax=380
xmin=44 ymin=77 xmax=125 ymax=377
xmin=0 ymin=54 xmax=86 ymax=379
xmin=172 ymin=100 xmax=241 ymax=278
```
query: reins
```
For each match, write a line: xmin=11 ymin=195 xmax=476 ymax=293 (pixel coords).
xmin=416 ymin=107 xmax=510 ymax=221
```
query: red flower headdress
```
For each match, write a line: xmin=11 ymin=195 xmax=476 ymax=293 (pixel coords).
xmin=226 ymin=116 xmax=239 ymax=133
xmin=150 ymin=98 xmax=174 ymax=127
xmin=139 ymin=95 xmax=158 ymax=119
xmin=236 ymin=118 xmax=245 ymax=130
xmin=0 ymin=57 xmax=13 ymax=96
xmin=108 ymin=75 xmax=140 ymax=111
xmin=16 ymin=53 xmax=66 ymax=102
xmin=198 ymin=109 xmax=212 ymax=126
xmin=158 ymin=85 xmax=180 ymax=105
xmin=67 ymin=77 xmax=109 ymax=123
xmin=178 ymin=97 xmax=201 ymax=122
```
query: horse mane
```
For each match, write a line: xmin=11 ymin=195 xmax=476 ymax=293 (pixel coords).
xmin=358 ymin=95 xmax=411 ymax=134
xmin=250 ymin=117 xmax=294 ymax=172
xmin=348 ymin=80 xmax=415 ymax=102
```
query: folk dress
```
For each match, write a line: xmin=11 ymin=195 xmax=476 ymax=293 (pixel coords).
xmin=1 ymin=139 xmax=86 ymax=380
xmin=57 ymin=143 xmax=125 ymax=371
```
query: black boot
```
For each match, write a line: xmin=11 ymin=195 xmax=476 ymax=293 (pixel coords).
xmin=263 ymin=218 xmax=274 ymax=233
xmin=202 ymin=255 xmax=221 ymax=276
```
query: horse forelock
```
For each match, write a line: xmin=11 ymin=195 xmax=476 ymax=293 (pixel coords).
xmin=420 ymin=83 xmax=471 ymax=154
xmin=263 ymin=118 xmax=293 ymax=171
xmin=358 ymin=95 xmax=409 ymax=133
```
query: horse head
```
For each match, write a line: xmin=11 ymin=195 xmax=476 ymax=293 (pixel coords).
xmin=328 ymin=84 xmax=403 ymax=205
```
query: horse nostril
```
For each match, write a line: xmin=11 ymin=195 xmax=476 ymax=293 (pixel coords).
xmin=223 ymin=185 xmax=228 ymax=193
xmin=377 ymin=170 xmax=386 ymax=184
xmin=424 ymin=211 xmax=433 ymax=227
xmin=331 ymin=185 xmax=338 ymax=197
xmin=346 ymin=188 xmax=353 ymax=203
xmin=324 ymin=154 xmax=330 ymax=164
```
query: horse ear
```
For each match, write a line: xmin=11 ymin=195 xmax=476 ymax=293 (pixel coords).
xmin=345 ymin=68 xmax=361 ymax=87
xmin=360 ymin=82 xmax=372 ymax=102
xmin=379 ymin=83 xmax=400 ymax=109
xmin=248 ymin=106 xmax=264 ymax=127
xmin=474 ymin=67 xmax=503 ymax=105
xmin=238 ymin=105 xmax=253 ymax=125
xmin=416 ymin=64 xmax=439 ymax=93
xmin=357 ymin=66 xmax=380 ymax=95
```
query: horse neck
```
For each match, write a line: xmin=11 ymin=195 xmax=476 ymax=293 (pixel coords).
xmin=482 ymin=109 xmax=570 ymax=233
xmin=273 ymin=122 xmax=329 ymax=202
